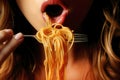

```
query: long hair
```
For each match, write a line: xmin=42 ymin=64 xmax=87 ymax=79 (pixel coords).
xmin=0 ymin=0 xmax=14 ymax=80
xmin=0 ymin=0 xmax=120 ymax=80
xmin=97 ymin=0 xmax=120 ymax=79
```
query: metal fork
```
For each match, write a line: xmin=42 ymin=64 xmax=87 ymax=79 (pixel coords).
xmin=24 ymin=33 xmax=88 ymax=43
xmin=74 ymin=34 xmax=88 ymax=43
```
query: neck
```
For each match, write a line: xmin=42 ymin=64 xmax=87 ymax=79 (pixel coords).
xmin=68 ymin=43 xmax=90 ymax=62
xmin=64 ymin=43 xmax=95 ymax=80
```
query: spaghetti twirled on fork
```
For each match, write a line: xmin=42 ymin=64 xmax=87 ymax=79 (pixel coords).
xmin=35 ymin=14 xmax=74 ymax=80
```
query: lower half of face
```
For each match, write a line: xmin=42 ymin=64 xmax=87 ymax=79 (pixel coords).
xmin=16 ymin=0 xmax=93 ymax=31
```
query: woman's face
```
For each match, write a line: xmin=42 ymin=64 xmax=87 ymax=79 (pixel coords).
xmin=16 ymin=0 xmax=93 ymax=31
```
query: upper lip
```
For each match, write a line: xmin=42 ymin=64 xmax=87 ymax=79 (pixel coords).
xmin=41 ymin=0 xmax=69 ymax=24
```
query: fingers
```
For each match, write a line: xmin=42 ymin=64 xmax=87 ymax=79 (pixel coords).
xmin=0 ymin=29 xmax=13 ymax=51
xmin=0 ymin=29 xmax=13 ymax=43
xmin=0 ymin=29 xmax=24 ymax=65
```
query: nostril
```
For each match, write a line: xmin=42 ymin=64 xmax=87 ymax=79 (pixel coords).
xmin=45 ymin=4 xmax=63 ymax=18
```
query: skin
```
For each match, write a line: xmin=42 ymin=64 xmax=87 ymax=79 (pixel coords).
xmin=0 ymin=0 xmax=94 ymax=79
xmin=0 ymin=29 xmax=24 ymax=65
xmin=16 ymin=0 xmax=93 ymax=30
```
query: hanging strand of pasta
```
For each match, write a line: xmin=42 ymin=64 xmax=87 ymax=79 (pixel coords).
xmin=36 ymin=14 xmax=74 ymax=80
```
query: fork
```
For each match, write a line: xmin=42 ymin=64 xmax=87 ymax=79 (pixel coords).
xmin=24 ymin=33 xmax=88 ymax=43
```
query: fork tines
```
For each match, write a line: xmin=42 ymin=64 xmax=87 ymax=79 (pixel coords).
xmin=24 ymin=33 xmax=88 ymax=43
xmin=74 ymin=34 xmax=88 ymax=43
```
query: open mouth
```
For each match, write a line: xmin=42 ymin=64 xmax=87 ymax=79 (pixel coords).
xmin=44 ymin=4 xmax=63 ymax=18
xmin=41 ymin=1 xmax=69 ymax=24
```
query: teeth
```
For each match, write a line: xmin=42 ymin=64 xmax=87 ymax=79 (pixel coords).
xmin=45 ymin=4 xmax=63 ymax=18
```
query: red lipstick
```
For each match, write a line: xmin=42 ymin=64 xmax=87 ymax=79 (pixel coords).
xmin=41 ymin=0 xmax=69 ymax=24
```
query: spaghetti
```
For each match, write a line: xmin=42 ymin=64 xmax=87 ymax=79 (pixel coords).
xmin=35 ymin=15 xmax=74 ymax=80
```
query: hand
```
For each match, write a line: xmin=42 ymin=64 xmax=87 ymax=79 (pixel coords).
xmin=0 ymin=29 xmax=24 ymax=65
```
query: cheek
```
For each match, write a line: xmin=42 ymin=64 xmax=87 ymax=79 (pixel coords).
xmin=16 ymin=0 xmax=46 ymax=31
xmin=63 ymin=0 xmax=93 ymax=29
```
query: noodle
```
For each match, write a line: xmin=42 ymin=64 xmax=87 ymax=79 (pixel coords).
xmin=35 ymin=15 xmax=74 ymax=80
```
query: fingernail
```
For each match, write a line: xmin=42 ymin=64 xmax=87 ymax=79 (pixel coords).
xmin=14 ymin=32 xmax=23 ymax=40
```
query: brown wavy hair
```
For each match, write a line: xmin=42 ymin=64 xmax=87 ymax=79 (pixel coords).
xmin=0 ymin=0 xmax=120 ymax=80
xmin=0 ymin=0 xmax=14 ymax=80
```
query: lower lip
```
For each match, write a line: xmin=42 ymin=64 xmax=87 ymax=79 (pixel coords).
xmin=42 ymin=8 xmax=69 ymax=24
xmin=41 ymin=2 xmax=69 ymax=24
xmin=54 ymin=10 xmax=68 ymax=24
